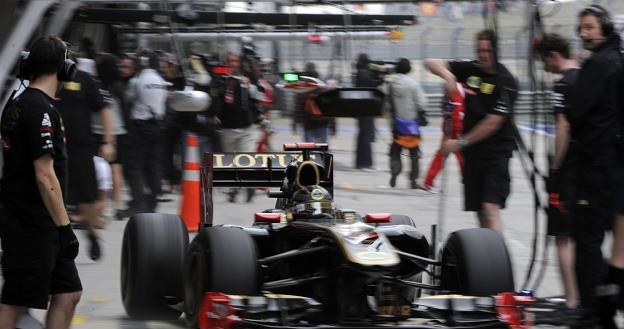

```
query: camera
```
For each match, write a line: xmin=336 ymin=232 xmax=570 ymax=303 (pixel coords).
xmin=366 ymin=60 xmax=395 ymax=86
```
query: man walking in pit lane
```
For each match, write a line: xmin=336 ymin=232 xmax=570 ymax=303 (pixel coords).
xmin=569 ymin=6 xmax=623 ymax=327
xmin=381 ymin=58 xmax=428 ymax=189
xmin=0 ymin=36 xmax=82 ymax=329
xmin=535 ymin=33 xmax=580 ymax=311
xmin=424 ymin=29 xmax=518 ymax=236
xmin=56 ymin=53 xmax=115 ymax=262
xmin=124 ymin=50 xmax=169 ymax=215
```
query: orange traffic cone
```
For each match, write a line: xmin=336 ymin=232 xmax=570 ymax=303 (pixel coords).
xmin=180 ymin=134 xmax=200 ymax=232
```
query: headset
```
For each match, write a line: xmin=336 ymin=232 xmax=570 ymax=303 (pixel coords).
xmin=577 ymin=4 xmax=614 ymax=38
xmin=17 ymin=37 xmax=76 ymax=81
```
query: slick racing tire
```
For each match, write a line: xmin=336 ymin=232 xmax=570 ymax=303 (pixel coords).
xmin=441 ymin=228 xmax=514 ymax=296
xmin=184 ymin=226 xmax=259 ymax=328
xmin=121 ymin=213 xmax=189 ymax=319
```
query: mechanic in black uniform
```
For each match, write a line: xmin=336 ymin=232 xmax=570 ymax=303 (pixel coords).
xmin=424 ymin=29 xmax=518 ymax=236
xmin=0 ymin=36 xmax=81 ymax=329
xmin=56 ymin=65 xmax=114 ymax=261
xmin=570 ymin=6 xmax=623 ymax=327
xmin=535 ymin=33 xmax=580 ymax=310
xmin=354 ymin=53 xmax=379 ymax=171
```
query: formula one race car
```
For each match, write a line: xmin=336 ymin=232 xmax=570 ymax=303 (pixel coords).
xmin=120 ymin=142 xmax=519 ymax=329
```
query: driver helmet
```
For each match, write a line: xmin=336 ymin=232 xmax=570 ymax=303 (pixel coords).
xmin=290 ymin=185 xmax=335 ymax=219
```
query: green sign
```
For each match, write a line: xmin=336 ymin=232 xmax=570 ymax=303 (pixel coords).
xmin=283 ymin=72 xmax=299 ymax=82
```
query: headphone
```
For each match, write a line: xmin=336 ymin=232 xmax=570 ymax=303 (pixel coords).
xmin=58 ymin=45 xmax=77 ymax=81
xmin=17 ymin=38 xmax=76 ymax=81
xmin=577 ymin=4 xmax=614 ymax=37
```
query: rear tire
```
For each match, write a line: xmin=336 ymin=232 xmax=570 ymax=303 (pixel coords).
xmin=441 ymin=228 xmax=514 ymax=296
xmin=121 ymin=213 xmax=189 ymax=319
xmin=184 ymin=226 xmax=259 ymax=328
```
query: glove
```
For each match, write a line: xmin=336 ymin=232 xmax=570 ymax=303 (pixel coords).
xmin=58 ymin=224 xmax=79 ymax=260
xmin=546 ymin=168 xmax=561 ymax=194
xmin=549 ymin=193 xmax=567 ymax=214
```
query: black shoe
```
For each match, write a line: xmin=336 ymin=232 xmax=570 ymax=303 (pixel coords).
xmin=87 ymin=233 xmax=101 ymax=261
xmin=389 ymin=175 xmax=397 ymax=188
xmin=410 ymin=181 xmax=420 ymax=189
xmin=246 ymin=188 xmax=255 ymax=203
xmin=228 ymin=190 xmax=237 ymax=203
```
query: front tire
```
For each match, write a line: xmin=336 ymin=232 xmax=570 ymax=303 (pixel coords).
xmin=121 ymin=213 xmax=189 ymax=319
xmin=441 ymin=228 xmax=514 ymax=296
xmin=184 ymin=226 xmax=259 ymax=328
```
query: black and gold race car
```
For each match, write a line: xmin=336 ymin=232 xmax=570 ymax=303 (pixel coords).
xmin=120 ymin=140 xmax=518 ymax=329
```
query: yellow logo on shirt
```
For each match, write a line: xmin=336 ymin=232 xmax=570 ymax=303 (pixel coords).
xmin=480 ymin=83 xmax=495 ymax=94
xmin=64 ymin=82 xmax=81 ymax=91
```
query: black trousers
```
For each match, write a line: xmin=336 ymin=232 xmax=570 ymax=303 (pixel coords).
xmin=389 ymin=142 xmax=420 ymax=182
xmin=356 ymin=117 xmax=375 ymax=168
xmin=164 ymin=114 xmax=185 ymax=187
xmin=573 ymin=162 xmax=613 ymax=315
xmin=126 ymin=120 xmax=164 ymax=213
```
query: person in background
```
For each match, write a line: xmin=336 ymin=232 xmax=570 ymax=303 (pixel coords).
xmin=161 ymin=52 xmax=187 ymax=193
xmin=381 ymin=58 xmax=427 ymax=189
xmin=124 ymin=50 xmax=168 ymax=215
xmin=0 ymin=35 xmax=81 ymax=329
xmin=214 ymin=52 xmax=265 ymax=203
xmin=354 ymin=53 xmax=379 ymax=171
xmin=115 ymin=54 xmax=136 ymax=217
xmin=425 ymin=29 xmax=518 ymax=236
xmin=293 ymin=62 xmax=336 ymax=144
xmin=56 ymin=52 xmax=115 ymax=261
xmin=535 ymin=33 xmax=580 ymax=310
xmin=94 ymin=53 xmax=128 ymax=221
xmin=569 ymin=6 xmax=623 ymax=327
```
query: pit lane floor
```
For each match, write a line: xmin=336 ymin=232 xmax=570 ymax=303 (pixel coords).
xmin=6 ymin=116 xmax=622 ymax=328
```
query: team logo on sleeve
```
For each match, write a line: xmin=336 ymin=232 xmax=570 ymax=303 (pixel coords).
xmin=41 ymin=113 xmax=52 ymax=127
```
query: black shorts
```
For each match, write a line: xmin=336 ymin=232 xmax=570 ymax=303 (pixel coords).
xmin=547 ymin=160 xmax=577 ymax=236
xmin=463 ymin=157 xmax=510 ymax=212
xmin=0 ymin=206 xmax=82 ymax=309
xmin=67 ymin=145 xmax=98 ymax=204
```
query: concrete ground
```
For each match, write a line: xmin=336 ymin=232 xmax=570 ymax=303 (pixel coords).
xmin=9 ymin=116 xmax=623 ymax=328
